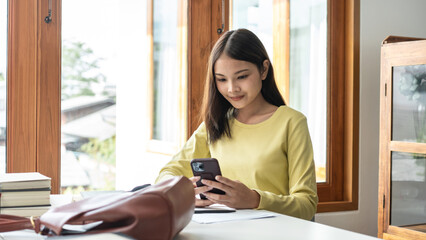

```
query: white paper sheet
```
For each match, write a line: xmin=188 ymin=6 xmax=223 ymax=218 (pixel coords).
xmin=191 ymin=209 xmax=280 ymax=224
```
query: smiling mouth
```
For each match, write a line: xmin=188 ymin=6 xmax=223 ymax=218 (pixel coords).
xmin=230 ymin=96 xmax=243 ymax=101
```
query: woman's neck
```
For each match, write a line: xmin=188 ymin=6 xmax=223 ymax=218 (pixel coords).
xmin=235 ymin=96 xmax=278 ymax=124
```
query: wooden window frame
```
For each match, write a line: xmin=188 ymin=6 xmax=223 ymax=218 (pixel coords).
xmin=7 ymin=0 xmax=61 ymax=193
xmin=188 ymin=0 xmax=360 ymax=212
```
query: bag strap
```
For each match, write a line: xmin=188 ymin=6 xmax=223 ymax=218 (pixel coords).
xmin=40 ymin=191 xmax=134 ymax=235
xmin=0 ymin=214 xmax=41 ymax=233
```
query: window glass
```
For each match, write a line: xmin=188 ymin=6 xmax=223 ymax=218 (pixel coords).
xmin=152 ymin=0 xmax=179 ymax=142
xmin=0 ymin=1 xmax=7 ymax=174
xmin=231 ymin=0 xmax=273 ymax=59
xmin=62 ymin=0 xmax=120 ymax=193
xmin=62 ymin=0 xmax=182 ymax=193
xmin=290 ymin=0 xmax=327 ymax=182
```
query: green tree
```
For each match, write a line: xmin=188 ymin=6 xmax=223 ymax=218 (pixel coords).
xmin=81 ymin=136 xmax=116 ymax=166
xmin=0 ymin=72 xmax=4 ymax=81
xmin=62 ymin=41 xmax=106 ymax=99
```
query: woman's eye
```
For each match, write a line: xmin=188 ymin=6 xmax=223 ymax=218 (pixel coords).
xmin=237 ymin=75 xmax=248 ymax=80
xmin=216 ymin=78 xmax=226 ymax=82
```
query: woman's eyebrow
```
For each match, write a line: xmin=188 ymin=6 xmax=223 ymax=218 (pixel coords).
xmin=234 ymin=69 xmax=249 ymax=74
xmin=215 ymin=69 xmax=249 ymax=76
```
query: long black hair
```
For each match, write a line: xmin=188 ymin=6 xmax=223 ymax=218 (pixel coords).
xmin=201 ymin=29 xmax=285 ymax=143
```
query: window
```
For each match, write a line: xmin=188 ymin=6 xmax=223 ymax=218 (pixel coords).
xmin=152 ymin=0 xmax=178 ymax=142
xmin=8 ymin=0 xmax=358 ymax=212
xmin=61 ymin=0 xmax=118 ymax=193
xmin=231 ymin=0 xmax=327 ymax=182
xmin=188 ymin=0 xmax=359 ymax=212
xmin=147 ymin=0 xmax=187 ymax=155
xmin=60 ymin=0 xmax=167 ymax=192
xmin=0 ymin=1 xmax=6 ymax=174
xmin=289 ymin=0 xmax=327 ymax=182
xmin=7 ymin=0 xmax=186 ymax=193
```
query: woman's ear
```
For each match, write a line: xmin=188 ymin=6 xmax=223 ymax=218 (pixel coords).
xmin=261 ymin=60 xmax=270 ymax=80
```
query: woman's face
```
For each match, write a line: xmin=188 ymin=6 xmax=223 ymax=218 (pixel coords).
xmin=214 ymin=54 xmax=268 ymax=111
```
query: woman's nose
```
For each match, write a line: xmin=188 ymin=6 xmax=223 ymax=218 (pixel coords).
xmin=228 ymin=81 xmax=240 ymax=93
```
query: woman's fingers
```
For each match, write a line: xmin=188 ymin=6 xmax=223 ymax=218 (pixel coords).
xmin=190 ymin=176 xmax=217 ymax=207
xmin=195 ymin=198 xmax=214 ymax=207
xmin=190 ymin=176 xmax=200 ymax=182
xmin=201 ymin=179 xmax=232 ymax=193
xmin=194 ymin=185 xmax=213 ymax=195
xmin=215 ymin=176 xmax=236 ymax=187
xmin=189 ymin=176 xmax=200 ymax=187
xmin=202 ymin=192 xmax=229 ymax=203
xmin=200 ymin=177 xmax=260 ymax=209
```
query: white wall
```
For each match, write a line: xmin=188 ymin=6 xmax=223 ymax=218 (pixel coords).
xmin=315 ymin=0 xmax=426 ymax=236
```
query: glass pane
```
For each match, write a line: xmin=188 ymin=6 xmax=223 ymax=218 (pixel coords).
xmin=62 ymin=0 xmax=118 ymax=193
xmin=152 ymin=0 xmax=179 ymax=142
xmin=290 ymin=0 xmax=327 ymax=182
xmin=392 ymin=65 xmax=426 ymax=143
xmin=391 ymin=151 xmax=426 ymax=232
xmin=0 ymin=1 xmax=7 ymax=174
xmin=231 ymin=0 xmax=273 ymax=59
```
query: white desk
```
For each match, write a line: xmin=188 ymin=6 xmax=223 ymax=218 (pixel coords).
xmin=0 ymin=213 xmax=379 ymax=240
xmin=1 ymin=195 xmax=380 ymax=239
xmin=177 ymin=213 xmax=379 ymax=240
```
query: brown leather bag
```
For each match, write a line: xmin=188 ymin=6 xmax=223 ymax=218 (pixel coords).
xmin=0 ymin=176 xmax=195 ymax=240
xmin=0 ymin=214 xmax=41 ymax=233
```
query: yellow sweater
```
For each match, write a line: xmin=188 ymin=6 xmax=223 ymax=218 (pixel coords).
xmin=155 ymin=106 xmax=318 ymax=220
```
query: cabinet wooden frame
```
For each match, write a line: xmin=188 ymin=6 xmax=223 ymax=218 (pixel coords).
xmin=188 ymin=0 xmax=359 ymax=213
xmin=378 ymin=36 xmax=426 ymax=239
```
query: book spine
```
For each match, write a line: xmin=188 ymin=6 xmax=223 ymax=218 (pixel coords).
xmin=0 ymin=188 xmax=51 ymax=192
xmin=0 ymin=204 xmax=51 ymax=209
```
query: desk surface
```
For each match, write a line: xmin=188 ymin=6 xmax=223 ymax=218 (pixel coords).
xmin=1 ymin=195 xmax=379 ymax=240
xmin=177 ymin=213 xmax=379 ymax=240
xmin=0 ymin=213 xmax=379 ymax=240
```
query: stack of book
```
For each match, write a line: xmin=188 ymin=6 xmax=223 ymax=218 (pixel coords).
xmin=0 ymin=172 xmax=51 ymax=217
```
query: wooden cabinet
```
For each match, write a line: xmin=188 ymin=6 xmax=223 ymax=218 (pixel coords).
xmin=378 ymin=36 xmax=426 ymax=239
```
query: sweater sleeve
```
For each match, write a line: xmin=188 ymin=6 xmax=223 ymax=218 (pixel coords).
xmin=155 ymin=123 xmax=211 ymax=183
xmin=254 ymin=116 xmax=318 ymax=220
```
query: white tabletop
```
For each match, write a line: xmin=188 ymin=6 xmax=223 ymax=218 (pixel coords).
xmin=0 ymin=213 xmax=379 ymax=240
xmin=176 ymin=212 xmax=379 ymax=240
xmin=0 ymin=196 xmax=379 ymax=239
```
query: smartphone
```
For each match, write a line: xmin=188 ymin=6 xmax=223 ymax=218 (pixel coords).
xmin=190 ymin=158 xmax=225 ymax=200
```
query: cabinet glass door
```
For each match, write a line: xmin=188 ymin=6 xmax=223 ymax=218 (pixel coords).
xmin=391 ymin=63 xmax=426 ymax=233
xmin=392 ymin=64 xmax=426 ymax=143
xmin=390 ymin=151 xmax=426 ymax=232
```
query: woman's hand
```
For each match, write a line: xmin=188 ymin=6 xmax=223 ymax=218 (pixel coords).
xmin=200 ymin=176 xmax=260 ymax=209
xmin=189 ymin=176 xmax=215 ymax=207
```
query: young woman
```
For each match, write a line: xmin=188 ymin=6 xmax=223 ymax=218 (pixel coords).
xmin=155 ymin=29 xmax=318 ymax=220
